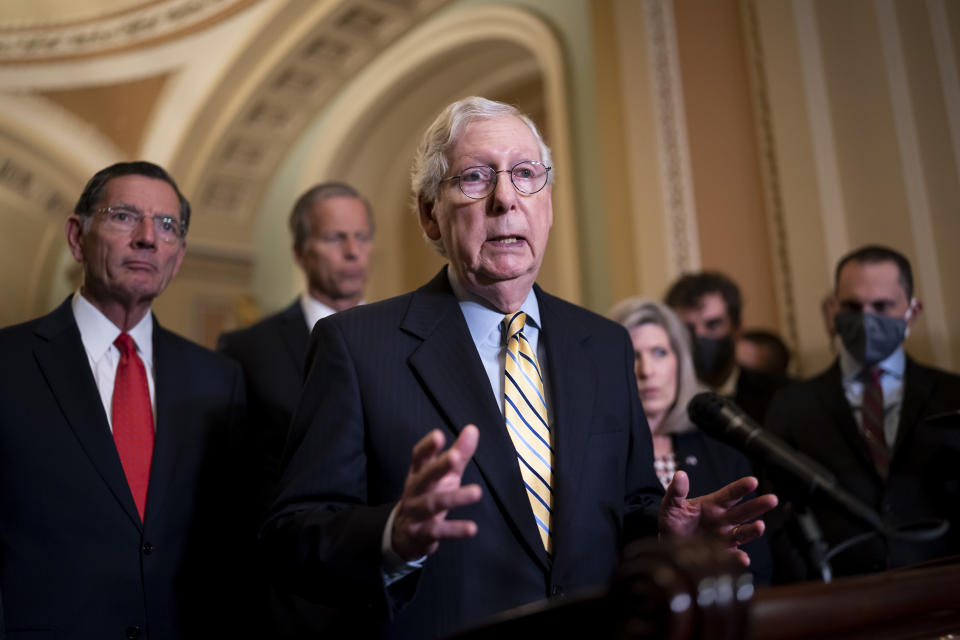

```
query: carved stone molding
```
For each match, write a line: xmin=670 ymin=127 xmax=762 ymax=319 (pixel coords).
xmin=179 ymin=0 xmax=450 ymax=226
xmin=741 ymin=0 xmax=800 ymax=364
xmin=0 ymin=155 xmax=73 ymax=217
xmin=643 ymin=0 xmax=700 ymax=278
xmin=0 ymin=0 xmax=256 ymax=63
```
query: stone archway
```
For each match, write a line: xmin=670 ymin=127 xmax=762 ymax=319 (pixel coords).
xmin=254 ymin=4 xmax=581 ymax=308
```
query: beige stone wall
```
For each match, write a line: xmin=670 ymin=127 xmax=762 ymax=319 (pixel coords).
xmin=0 ymin=0 xmax=956 ymax=369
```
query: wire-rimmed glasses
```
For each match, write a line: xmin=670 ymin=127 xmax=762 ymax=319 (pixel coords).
xmin=440 ymin=160 xmax=552 ymax=199
xmin=92 ymin=206 xmax=184 ymax=244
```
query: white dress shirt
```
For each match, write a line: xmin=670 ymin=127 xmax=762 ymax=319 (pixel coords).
xmin=838 ymin=343 xmax=906 ymax=448
xmin=300 ymin=295 xmax=338 ymax=333
xmin=72 ymin=290 xmax=156 ymax=431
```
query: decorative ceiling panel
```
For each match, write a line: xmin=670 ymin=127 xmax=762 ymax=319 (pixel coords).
xmin=0 ymin=0 xmax=258 ymax=62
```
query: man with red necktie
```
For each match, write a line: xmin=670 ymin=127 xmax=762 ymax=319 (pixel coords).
xmin=0 ymin=162 xmax=249 ymax=639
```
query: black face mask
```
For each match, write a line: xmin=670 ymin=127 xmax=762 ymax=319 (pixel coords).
xmin=834 ymin=310 xmax=907 ymax=367
xmin=692 ymin=335 xmax=735 ymax=382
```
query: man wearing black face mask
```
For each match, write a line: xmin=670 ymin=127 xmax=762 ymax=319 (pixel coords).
xmin=764 ymin=245 xmax=960 ymax=581
xmin=665 ymin=271 xmax=785 ymax=423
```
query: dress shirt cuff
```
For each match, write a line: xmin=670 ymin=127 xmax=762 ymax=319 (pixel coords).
xmin=381 ymin=503 xmax=426 ymax=586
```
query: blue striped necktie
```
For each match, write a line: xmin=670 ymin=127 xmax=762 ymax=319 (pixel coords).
xmin=503 ymin=311 xmax=553 ymax=554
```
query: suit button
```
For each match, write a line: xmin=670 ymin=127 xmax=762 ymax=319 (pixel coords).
xmin=550 ymin=585 xmax=565 ymax=598
xmin=142 ymin=542 xmax=154 ymax=555
xmin=125 ymin=625 xmax=142 ymax=639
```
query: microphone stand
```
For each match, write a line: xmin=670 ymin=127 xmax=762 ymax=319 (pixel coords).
xmin=795 ymin=506 xmax=833 ymax=583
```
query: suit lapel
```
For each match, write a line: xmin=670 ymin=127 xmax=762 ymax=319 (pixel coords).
xmin=33 ymin=299 xmax=142 ymax=528
xmin=536 ymin=288 xmax=595 ymax=562
xmin=894 ymin=357 xmax=933 ymax=453
xmin=279 ymin=299 xmax=310 ymax=377
xmin=145 ymin=320 xmax=186 ymax=525
xmin=403 ymin=270 xmax=550 ymax=570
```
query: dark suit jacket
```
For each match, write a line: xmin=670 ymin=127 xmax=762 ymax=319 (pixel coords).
xmin=217 ymin=299 xmax=309 ymax=512
xmin=0 ymin=298 xmax=248 ymax=639
xmin=261 ymin=269 xmax=664 ymax=638
xmin=733 ymin=366 xmax=786 ymax=425
xmin=218 ymin=300 xmax=349 ymax=639
xmin=672 ymin=430 xmax=773 ymax=584
xmin=764 ymin=358 xmax=960 ymax=582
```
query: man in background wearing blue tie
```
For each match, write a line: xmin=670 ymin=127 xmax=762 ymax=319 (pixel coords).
xmin=262 ymin=97 xmax=776 ymax=638
xmin=0 ymin=161 xmax=248 ymax=638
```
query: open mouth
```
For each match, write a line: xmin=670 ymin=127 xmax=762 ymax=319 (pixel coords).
xmin=487 ymin=235 xmax=526 ymax=247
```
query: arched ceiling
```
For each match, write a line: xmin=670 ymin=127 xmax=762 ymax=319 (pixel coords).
xmin=0 ymin=0 xmax=571 ymax=330
xmin=169 ymin=0 xmax=452 ymax=247
xmin=0 ymin=0 xmax=258 ymax=62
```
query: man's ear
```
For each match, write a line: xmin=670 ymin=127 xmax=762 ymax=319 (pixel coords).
xmin=823 ymin=293 xmax=839 ymax=336
xmin=65 ymin=216 xmax=85 ymax=263
xmin=418 ymin=195 xmax=441 ymax=241
xmin=292 ymin=242 xmax=305 ymax=270
xmin=906 ymin=297 xmax=922 ymax=327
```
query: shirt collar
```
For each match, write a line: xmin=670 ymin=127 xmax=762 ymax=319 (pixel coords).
xmin=301 ymin=293 xmax=357 ymax=331
xmin=838 ymin=341 xmax=906 ymax=382
xmin=447 ymin=267 xmax=541 ymax=345
xmin=717 ymin=364 xmax=741 ymax=396
xmin=72 ymin=290 xmax=154 ymax=367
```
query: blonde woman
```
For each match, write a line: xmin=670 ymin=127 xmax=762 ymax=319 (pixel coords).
xmin=610 ymin=297 xmax=772 ymax=582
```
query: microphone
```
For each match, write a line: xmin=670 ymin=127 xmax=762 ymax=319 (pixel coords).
xmin=687 ymin=392 xmax=885 ymax=532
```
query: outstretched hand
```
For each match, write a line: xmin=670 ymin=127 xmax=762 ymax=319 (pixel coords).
xmin=392 ymin=425 xmax=483 ymax=561
xmin=658 ymin=471 xmax=778 ymax=565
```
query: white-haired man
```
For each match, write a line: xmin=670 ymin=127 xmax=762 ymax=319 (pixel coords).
xmin=262 ymin=97 xmax=776 ymax=637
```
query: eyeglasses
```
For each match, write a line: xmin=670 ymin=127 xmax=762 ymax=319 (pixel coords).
xmin=93 ymin=206 xmax=184 ymax=244
xmin=440 ymin=160 xmax=552 ymax=199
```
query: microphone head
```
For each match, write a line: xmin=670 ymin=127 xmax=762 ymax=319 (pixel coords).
xmin=687 ymin=391 xmax=729 ymax=436
xmin=687 ymin=391 xmax=761 ymax=446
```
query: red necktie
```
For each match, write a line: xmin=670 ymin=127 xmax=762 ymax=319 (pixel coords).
xmin=112 ymin=333 xmax=154 ymax=520
xmin=861 ymin=367 xmax=889 ymax=479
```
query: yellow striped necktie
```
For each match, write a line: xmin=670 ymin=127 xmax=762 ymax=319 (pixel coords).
xmin=503 ymin=311 xmax=553 ymax=554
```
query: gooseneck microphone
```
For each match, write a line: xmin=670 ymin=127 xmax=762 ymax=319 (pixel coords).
xmin=688 ymin=392 xmax=948 ymax=582
xmin=686 ymin=392 xmax=886 ymax=533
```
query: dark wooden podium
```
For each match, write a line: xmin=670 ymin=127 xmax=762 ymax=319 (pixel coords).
xmin=450 ymin=537 xmax=960 ymax=640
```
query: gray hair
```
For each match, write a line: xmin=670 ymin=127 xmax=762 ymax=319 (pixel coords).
xmin=288 ymin=182 xmax=375 ymax=254
xmin=410 ymin=96 xmax=554 ymax=254
xmin=608 ymin=297 xmax=705 ymax=435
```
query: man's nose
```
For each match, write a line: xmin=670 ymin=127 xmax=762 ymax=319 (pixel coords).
xmin=132 ymin=216 xmax=157 ymax=247
xmin=488 ymin=171 xmax=517 ymax=213
xmin=344 ymin=236 xmax=359 ymax=258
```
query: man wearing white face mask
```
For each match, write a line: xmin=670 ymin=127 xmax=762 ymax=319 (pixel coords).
xmin=764 ymin=245 xmax=960 ymax=582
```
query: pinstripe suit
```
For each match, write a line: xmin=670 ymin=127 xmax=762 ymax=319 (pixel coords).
xmin=262 ymin=268 xmax=664 ymax=638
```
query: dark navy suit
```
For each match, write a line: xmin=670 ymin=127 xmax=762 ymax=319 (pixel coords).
xmin=261 ymin=269 xmax=664 ymax=638
xmin=0 ymin=299 xmax=248 ymax=639
xmin=217 ymin=299 xmax=309 ymax=512
xmin=218 ymin=300 xmax=354 ymax=638
xmin=764 ymin=359 xmax=960 ymax=581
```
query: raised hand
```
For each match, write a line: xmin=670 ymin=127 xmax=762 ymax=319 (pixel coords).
xmin=391 ymin=425 xmax=483 ymax=561
xmin=658 ymin=471 xmax=778 ymax=565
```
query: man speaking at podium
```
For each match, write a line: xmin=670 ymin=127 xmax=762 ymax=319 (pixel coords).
xmin=262 ymin=97 xmax=776 ymax=637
